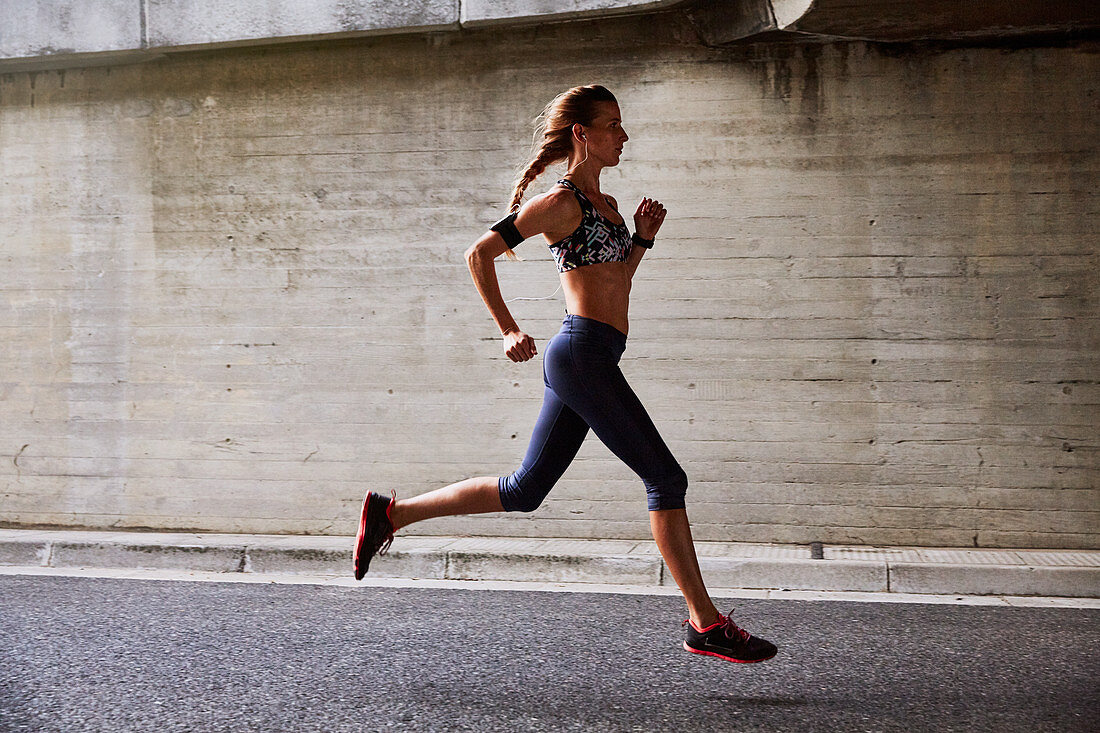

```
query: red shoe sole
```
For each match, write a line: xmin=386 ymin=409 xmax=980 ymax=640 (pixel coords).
xmin=353 ymin=492 xmax=372 ymax=580
xmin=683 ymin=641 xmax=776 ymax=664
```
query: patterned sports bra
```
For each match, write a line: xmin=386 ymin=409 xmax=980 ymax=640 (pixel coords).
xmin=547 ymin=178 xmax=632 ymax=273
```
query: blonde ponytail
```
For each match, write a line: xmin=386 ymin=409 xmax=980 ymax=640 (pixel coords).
xmin=500 ymin=85 xmax=617 ymax=261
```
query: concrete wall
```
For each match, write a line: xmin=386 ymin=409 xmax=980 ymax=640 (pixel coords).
xmin=1 ymin=12 xmax=1097 ymax=547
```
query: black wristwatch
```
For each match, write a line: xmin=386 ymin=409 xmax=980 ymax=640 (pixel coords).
xmin=631 ymin=232 xmax=654 ymax=249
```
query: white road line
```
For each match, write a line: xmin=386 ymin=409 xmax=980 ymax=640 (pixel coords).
xmin=2 ymin=565 xmax=1098 ymax=608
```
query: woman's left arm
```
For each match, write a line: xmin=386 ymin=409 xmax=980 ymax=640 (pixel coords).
xmin=623 ymin=195 xmax=666 ymax=280
xmin=625 ymin=241 xmax=647 ymax=280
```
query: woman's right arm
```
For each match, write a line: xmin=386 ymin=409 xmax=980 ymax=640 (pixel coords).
xmin=464 ymin=231 xmax=536 ymax=362
xmin=464 ymin=191 xmax=574 ymax=363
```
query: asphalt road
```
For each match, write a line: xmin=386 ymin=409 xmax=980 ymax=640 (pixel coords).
xmin=1 ymin=576 xmax=1097 ymax=732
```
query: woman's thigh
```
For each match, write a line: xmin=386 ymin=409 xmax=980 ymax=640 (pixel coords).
xmin=545 ymin=336 xmax=683 ymax=487
xmin=518 ymin=385 xmax=591 ymax=484
xmin=498 ymin=383 xmax=590 ymax=512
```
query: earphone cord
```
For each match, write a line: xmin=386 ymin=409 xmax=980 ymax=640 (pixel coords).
xmin=566 ymin=137 xmax=588 ymax=175
xmin=505 ymin=283 xmax=563 ymax=303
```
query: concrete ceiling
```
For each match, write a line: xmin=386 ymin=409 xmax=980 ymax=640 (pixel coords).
xmin=686 ymin=0 xmax=1100 ymax=45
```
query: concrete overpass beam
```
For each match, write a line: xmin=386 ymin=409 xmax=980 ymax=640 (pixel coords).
xmin=460 ymin=0 xmax=688 ymax=28
xmin=685 ymin=0 xmax=815 ymax=45
xmin=0 ymin=0 xmax=696 ymax=71
xmin=145 ymin=0 xmax=458 ymax=52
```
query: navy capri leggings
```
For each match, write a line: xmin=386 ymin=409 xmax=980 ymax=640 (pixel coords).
xmin=498 ymin=314 xmax=688 ymax=512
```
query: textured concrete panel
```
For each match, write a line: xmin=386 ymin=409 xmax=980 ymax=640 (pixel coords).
xmin=0 ymin=540 xmax=47 ymax=566
xmin=889 ymin=563 xmax=1100 ymax=598
xmin=0 ymin=0 xmax=140 ymax=58
xmin=695 ymin=558 xmax=889 ymax=592
xmin=243 ymin=541 xmax=447 ymax=577
xmin=5 ymin=529 xmax=1100 ymax=596
xmin=146 ymin=0 xmax=458 ymax=49
xmin=632 ymin=541 xmax=809 ymax=558
xmin=245 ymin=544 xmax=347 ymax=574
xmin=363 ymin=548 xmax=449 ymax=579
xmin=50 ymin=542 xmax=245 ymax=572
xmin=446 ymin=552 xmax=662 ymax=584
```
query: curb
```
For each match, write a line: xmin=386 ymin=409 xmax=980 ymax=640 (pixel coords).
xmin=1 ymin=530 xmax=1098 ymax=598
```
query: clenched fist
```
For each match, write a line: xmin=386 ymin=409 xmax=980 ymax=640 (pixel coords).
xmin=504 ymin=329 xmax=537 ymax=362
xmin=633 ymin=197 xmax=667 ymax=241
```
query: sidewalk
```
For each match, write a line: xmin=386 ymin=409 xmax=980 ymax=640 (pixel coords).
xmin=1 ymin=528 xmax=1098 ymax=598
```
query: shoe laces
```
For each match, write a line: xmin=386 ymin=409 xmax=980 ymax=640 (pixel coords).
xmin=719 ymin=613 xmax=751 ymax=643
xmin=377 ymin=489 xmax=396 ymax=557
xmin=681 ymin=610 xmax=750 ymax=642
xmin=378 ymin=535 xmax=393 ymax=556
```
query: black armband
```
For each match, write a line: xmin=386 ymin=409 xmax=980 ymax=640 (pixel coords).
xmin=631 ymin=232 xmax=654 ymax=249
xmin=490 ymin=212 xmax=525 ymax=249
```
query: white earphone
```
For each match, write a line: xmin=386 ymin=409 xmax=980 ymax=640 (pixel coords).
xmin=567 ymin=126 xmax=588 ymax=174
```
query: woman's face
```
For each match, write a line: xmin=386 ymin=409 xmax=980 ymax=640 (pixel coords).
xmin=579 ymin=101 xmax=629 ymax=167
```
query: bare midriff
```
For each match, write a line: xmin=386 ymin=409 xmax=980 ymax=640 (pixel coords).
xmin=560 ymin=261 xmax=632 ymax=337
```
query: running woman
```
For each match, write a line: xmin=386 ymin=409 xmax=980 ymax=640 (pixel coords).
xmin=355 ymin=84 xmax=777 ymax=664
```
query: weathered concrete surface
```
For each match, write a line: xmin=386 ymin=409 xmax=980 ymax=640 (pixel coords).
xmin=0 ymin=0 xmax=690 ymax=69
xmin=446 ymin=551 xmax=663 ymax=585
xmin=49 ymin=540 xmax=245 ymax=572
xmin=785 ymin=0 xmax=1100 ymax=43
xmin=1 ymin=11 xmax=1098 ymax=547
xmin=889 ymin=563 xmax=1100 ymax=598
xmin=145 ymin=0 xmax=458 ymax=50
xmin=0 ymin=0 xmax=142 ymax=57
xmin=0 ymin=539 xmax=46 ymax=566
xmin=461 ymin=0 xmax=687 ymax=27
xmin=693 ymin=557 xmax=888 ymax=592
xmin=3 ymin=529 xmax=1099 ymax=596
xmin=7 ymin=1 xmax=1100 ymax=73
xmin=685 ymin=0 xmax=814 ymax=44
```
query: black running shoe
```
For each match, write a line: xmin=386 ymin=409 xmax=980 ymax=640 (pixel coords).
xmin=683 ymin=611 xmax=777 ymax=663
xmin=353 ymin=490 xmax=395 ymax=580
